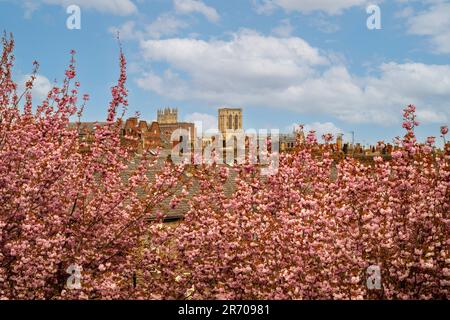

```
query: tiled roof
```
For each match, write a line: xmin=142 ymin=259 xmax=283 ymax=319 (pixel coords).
xmin=68 ymin=122 xmax=108 ymax=131
xmin=122 ymin=149 xmax=239 ymax=223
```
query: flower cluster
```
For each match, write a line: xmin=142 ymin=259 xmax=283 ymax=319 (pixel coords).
xmin=0 ymin=34 xmax=186 ymax=299
xmin=0 ymin=35 xmax=448 ymax=300
xmin=143 ymin=113 xmax=449 ymax=299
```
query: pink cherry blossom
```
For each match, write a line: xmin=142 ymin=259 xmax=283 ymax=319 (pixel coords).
xmin=426 ymin=136 xmax=436 ymax=146
xmin=1 ymin=34 xmax=448 ymax=301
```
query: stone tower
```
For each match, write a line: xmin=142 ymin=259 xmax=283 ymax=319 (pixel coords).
xmin=157 ymin=108 xmax=178 ymax=124
xmin=218 ymin=107 xmax=243 ymax=162
xmin=336 ymin=133 xmax=344 ymax=151
xmin=218 ymin=108 xmax=243 ymax=138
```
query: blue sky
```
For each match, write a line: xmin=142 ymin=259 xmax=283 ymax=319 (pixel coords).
xmin=1 ymin=0 xmax=449 ymax=146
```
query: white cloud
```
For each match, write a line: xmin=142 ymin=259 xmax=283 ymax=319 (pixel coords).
xmin=416 ymin=109 xmax=448 ymax=123
xmin=21 ymin=1 xmax=39 ymax=19
xmin=33 ymin=75 xmax=53 ymax=100
xmin=136 ymin=30 xmax=450 ymax=125
xmin=139 ymin=29 xmax=328 ymax=78
xmin=305 ymin=122 xmax=346 ymax=142
xmin=184 ymin=112 xmax=218 ymax=131
xmin=271 ymin=19 xmax=294 ymax=37
xmin=19 ymin=74 xmax=53 ymax=102
xmin=145 ymin=14 xmax=188 ymax=38
xmin=110 ymin=14 xmax=188 ymax=40
xmin=309 ymin=14 xmax=340 ymax=33
xmin=304 ymin=122 xmax=343 ymax=136
xmin=22 ymin=0 xmax=137 ymax=16
xmin=252 ymin=0 xmax=278 ymax=15
xmin=405 ymin=2 xmax=450 ymax=54
xmin=395 ymin=6 xmax=414 ymax=19
xmin=145 ymin=13 xmax=189 ymax=39
xmin=253 ymin=0 xmax=369 ymax=15
xmin=109 ymin=21 xmax=141 ymax=40
xmin=174 ymin=0 xmax=220 ymax=22
xmin=136 ymin=69 xmax=188 ymax=97
xmin=287 ymin=122 xmax=349 ymax=141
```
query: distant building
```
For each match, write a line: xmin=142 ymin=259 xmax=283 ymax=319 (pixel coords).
xmin=71 ymin=107 xmax=196 ymax=154
xmin=69 ymin=122 xmax=107 ymax=153
xmin=156 ymin=108 xmax=196 ymax=148
xmin=218 ymin=108 xmax=243 ymax=140
xmin=336 ymin=133 xmax=344 ymax=151
xmin=218 ymin=108 xmax=243 ymax=161
xmin=122 ymin=117 xmax=161 ymax=153
xmin=157 ymin=108 xmax=178 ymax=124
xmin=295 ymin=127 xmax=305 ymax=145
xmin=280 ymin=134 xmax=296 ymax=152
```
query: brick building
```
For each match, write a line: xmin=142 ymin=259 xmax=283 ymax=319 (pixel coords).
xmin=122 ymin=117 xmax=161 ymax=153
xmin=157 ymin=108 xmax=195 ymax=148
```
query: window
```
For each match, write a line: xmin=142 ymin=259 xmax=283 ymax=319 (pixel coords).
xmin=234 ymin=114 xmax=239 ymax=130
xmin=228 ymin=115 xmax=232 ymax=130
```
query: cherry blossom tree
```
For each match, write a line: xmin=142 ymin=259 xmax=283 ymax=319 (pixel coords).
xmin=0 ymin=34 xmax=186 ymax=299
xmin=1 ymin=34 xmax=448 ymax=300
xmin=144 ymin=105 xmax=449 ymax=300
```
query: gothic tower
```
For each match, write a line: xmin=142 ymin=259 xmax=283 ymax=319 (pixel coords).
xmin=218 ymin=107 xmax=243 ymax=139
xmin=157 ymin=108 xmax=178 ymax=124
